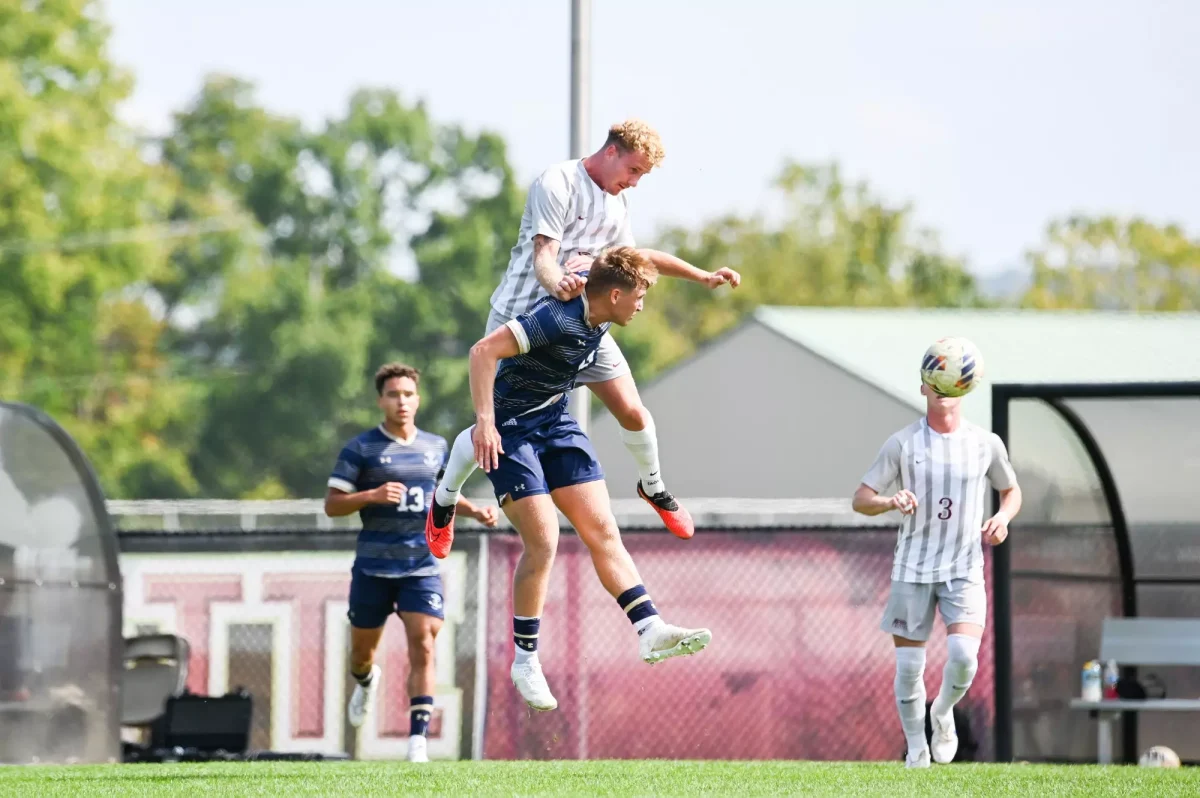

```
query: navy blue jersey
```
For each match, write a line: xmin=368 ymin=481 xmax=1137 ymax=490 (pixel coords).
xmin=327 ymin=427 xmax=448 ymax=578
xmin=494 ymin=294 xmax=609 ymax=424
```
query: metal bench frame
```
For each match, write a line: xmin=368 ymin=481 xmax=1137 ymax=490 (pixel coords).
xmin=1068 ymin=618 xmax=1200 ymax=764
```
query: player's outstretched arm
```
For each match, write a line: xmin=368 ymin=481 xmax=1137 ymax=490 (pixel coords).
xmin=467 ymin=325 xmax=523 ymax=471
xmin=852 ymin=484 xmax=917 ymax=516
xmin=638 ymin=249 xmax=741 ymax=290
xmin=555 ymin=248 xmax=741 ymax=300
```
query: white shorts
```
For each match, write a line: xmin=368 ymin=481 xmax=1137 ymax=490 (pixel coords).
xmin=485 ymin=307 xmax=631 ymax=385
xmin=880 ymin=577 xmax=987 ymax=642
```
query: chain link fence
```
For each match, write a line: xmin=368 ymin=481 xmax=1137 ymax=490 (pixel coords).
xmin=117 ymin=515 xmax=996 ymax=761
xmin=480 ymin=531 xmax=994 ymax=761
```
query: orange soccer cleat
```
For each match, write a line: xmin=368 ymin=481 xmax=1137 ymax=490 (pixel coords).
xmin=425 ymin=499 xmax=456 ymax=559
xmin=637 ymin=482 xmax=695 ymax=540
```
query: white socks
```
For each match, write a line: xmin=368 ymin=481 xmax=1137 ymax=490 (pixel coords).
xmin=620 ymin=414 xmax=664 ymax=495
xmin=894 ymin=646 xmax=928 ymax=756
xmin=932 ymin=634 xmax=980 ymax=719
xmin=435 ymin=427 xmax=478 ymax=507
xmin=634 ymin=615 xmax=663 ymax=636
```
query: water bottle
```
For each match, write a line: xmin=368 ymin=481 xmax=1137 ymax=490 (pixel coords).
xmin=1103 ymin=659 xmax=1120 ymax=699
xmin=1081 ymin=660 xmax=1102 ymax=702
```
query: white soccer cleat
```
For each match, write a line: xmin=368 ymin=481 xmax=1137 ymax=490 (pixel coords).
xmin=511 ymin=659 xmax=558 ymax=711
xmin=406 ymin=734 xmax=429 ymax=763
xmin=906 ymin=747 xmax=931 ymax=769
xmin=347 ymin=664 xmax=380 ymax=728
xmin=930 ymin=708 xmax=959 ymax=764
xmin=638 ymin=622 xmax=712 ymax=665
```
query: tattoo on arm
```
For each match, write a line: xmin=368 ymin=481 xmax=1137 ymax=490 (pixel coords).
xmin=532 ymin=234 xmax=563 ymax=294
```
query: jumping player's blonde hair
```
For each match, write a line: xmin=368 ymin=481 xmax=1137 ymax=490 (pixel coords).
xmin=587 ymin=247 xmax=658 ymax=295
xmin=605 ymin=119 xmax=666 ymax=168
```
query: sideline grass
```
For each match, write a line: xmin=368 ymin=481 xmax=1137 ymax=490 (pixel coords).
xmin=4 ymin=759 xmax=1198 ymax=797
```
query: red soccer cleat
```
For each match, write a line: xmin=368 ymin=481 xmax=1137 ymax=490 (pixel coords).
xmin=425 ymin=499 xmax=456 ymax=559
xmin=637 ymin=482 xmax=695 ymax=540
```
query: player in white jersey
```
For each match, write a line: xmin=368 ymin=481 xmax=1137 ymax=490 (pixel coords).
xmin=851 ymin=372 xmax=1022 ymax=769
xmin=436 ymin=119 xmax=741 ymax=546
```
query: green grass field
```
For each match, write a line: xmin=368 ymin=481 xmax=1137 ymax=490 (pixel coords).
xmin=3 ymin=760 xmax=1197 ymax=797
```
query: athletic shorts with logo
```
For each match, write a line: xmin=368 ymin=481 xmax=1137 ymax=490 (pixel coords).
xmin=348 ymin=569 xmax=445 ymax=627
xmin=486 ymin=400 xmax=604 ymax=505
xmin=881 ymin=576 xmax=986 ymax=641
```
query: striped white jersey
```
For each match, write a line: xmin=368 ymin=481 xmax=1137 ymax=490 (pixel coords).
xmin=490 ymin=159 xmax=636 ymax=319
xmin=861 ymin=418 xmax=1018 ymax=584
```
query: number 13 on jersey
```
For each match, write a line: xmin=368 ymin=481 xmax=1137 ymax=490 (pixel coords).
xmin=399 ymin=486 xmax=426 ymax=512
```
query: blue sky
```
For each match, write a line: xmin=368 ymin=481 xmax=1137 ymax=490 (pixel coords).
xmin=105 ymin=0 xmax=1200 ymax=276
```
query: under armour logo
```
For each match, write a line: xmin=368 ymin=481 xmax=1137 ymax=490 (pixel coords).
xmin=576 ymin=339 xmax=586 ymax=346
xmin=380 ymin=456 xmax=392 ymax=463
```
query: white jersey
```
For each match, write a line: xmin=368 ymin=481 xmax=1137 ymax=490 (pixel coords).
xmin=490 ymin=159 xmax=636 ymax=319
xmin=861 ymin=418 xmax=1018 ymax=584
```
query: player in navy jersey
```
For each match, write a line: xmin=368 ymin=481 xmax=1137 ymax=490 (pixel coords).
xmin=427 ymin=248 xmax=711 ymax=711
xmin=324 ymin=363 xmax=498 ymax=762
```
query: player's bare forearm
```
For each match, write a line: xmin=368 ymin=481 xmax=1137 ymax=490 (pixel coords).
xmin=639 ymin=249 xmax=708 ymax=281
xmin=457 ymin=495 xmax=499 ymax=527
xmin=469 ymin=327 xmax=521 ymax=424
xmin=532 ymin=234 xmax=565 ymax=294
xmin=851 ymin=485 xmax=893 ymax=516
xmin=324 ymin=488 xmax=373 ymax=517
xmin=996 ymin=485 xmax=1022 ymax=522
xmin=638 ymin=249 xmax=742 ymax=289
xmin=468 ymin=349 xmax=499 ymax=425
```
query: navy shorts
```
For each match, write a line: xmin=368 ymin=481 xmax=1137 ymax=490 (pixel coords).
xmin=487 ymin=409 xmax=604 ymax=504
xmin=347 ymin=569 xmax=445 ymax=628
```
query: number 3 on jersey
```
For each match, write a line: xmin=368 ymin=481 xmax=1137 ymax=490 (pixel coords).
xmin=937 ymin=497 xmax=953 ymax=520
xmin=399 ymin=486 xmax=425 ymax=513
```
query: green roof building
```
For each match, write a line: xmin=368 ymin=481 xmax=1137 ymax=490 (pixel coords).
xmin=590 ymin=307 xmax=1200 ymax=506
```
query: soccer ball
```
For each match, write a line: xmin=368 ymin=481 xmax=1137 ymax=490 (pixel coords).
xmin=920 ymin=337 xmax=984 ymax=398
xmin=1139 ymin=745 xmax=1181 ymax=768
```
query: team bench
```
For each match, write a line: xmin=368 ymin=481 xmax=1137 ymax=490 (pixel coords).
xmin=1068 ymin=617 xmax=1200 ymax=764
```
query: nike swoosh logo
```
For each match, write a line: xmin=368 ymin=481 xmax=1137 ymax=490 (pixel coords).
xmin=649 ymin=471 xmax=659 ymax=477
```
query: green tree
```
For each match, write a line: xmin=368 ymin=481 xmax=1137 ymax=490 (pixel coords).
xmin=161 ymin=78 xmax=523 ymax=497
xmin=1022 ymin=216 xmax=1200 ymax=311
xmin=0 ymin=0 xmax=198 ymax=497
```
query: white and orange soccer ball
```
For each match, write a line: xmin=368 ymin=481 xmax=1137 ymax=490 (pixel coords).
xmin=1138 ymin=745 xmax=1181 ymax=768
xmin=920 ymin=337 xmax=985 ymax=398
